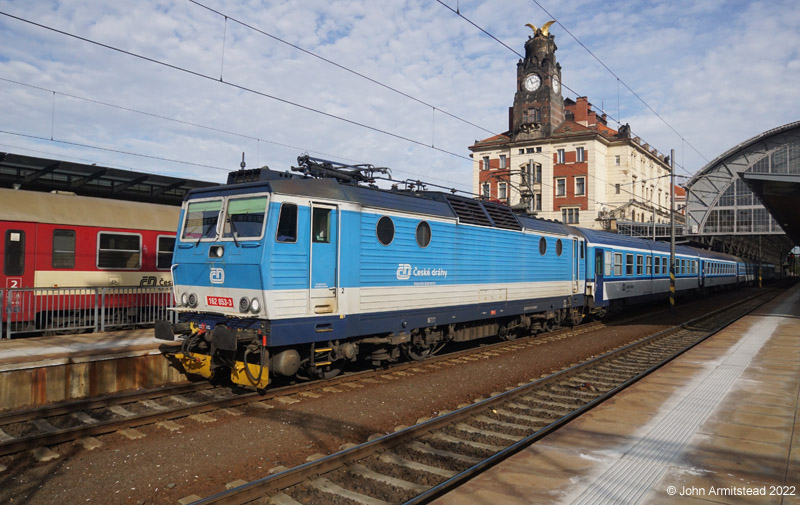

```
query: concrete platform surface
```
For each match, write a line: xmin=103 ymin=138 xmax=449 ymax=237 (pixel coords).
xmin=0 ymin=329 xmax=184 ymax=411
xmin=434 ymin=284 xmax=800 ymax=505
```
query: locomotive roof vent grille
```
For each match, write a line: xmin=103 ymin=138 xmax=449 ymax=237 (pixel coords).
xmin=444 ymin=195 xmax=493 ymax=227
xmin=483 ymin=203 xmax=522 ymax=230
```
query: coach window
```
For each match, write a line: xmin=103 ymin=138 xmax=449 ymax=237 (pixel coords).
xmin=614 ymin=253 xmax=623 ymax=276
xmin=625 ymin=254 xmax=634 ymax=275
xmin=223 ymin=196 xmax=268 ymax=239
xmin=556 ymin=239 xmax=563 ymax=256
xmin=97 ymin=232 xmax=141 ymax=269
xmin=416 ymin=221 xmax=431 ymax=248
xmin=539 ymin=237 xmax=547 ymax=255
xmin=276 ymin=203 xmax=298 ymax=243
xmin=636 ymin=255 xmax=643 ymax=275
xmin=646 ymin=256 xmax=652 ymax=275
xmin=604 ymin=251 xmax=612 ymax=276
xmin=4 ymin=230 xmax=25 ymax=276
xmin=376 ymin=216 xmax=394 ymax=246
xmin=654 ymin=256 xmax=660 ymax=275
xmin=156 ymin=236 xmax=175 ymax=270
xmin=52 ymin=229 xmax=76 ymax=269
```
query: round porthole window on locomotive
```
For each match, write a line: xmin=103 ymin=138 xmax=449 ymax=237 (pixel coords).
xmin=556 ymin=239 xmax=563 ymax=256
xmin=416 ymin=221 xmax=431 ymax=248
xmin=539 ymin=236 xmax=547 ymax=255
xmin=376 ymin=216 xmax=395 ymax=245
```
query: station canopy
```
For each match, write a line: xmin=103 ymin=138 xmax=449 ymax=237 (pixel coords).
xmin=684 ymin=121 xmax=800 ymax=264
xmin=0 ymin=152 xmax=217 ymax=206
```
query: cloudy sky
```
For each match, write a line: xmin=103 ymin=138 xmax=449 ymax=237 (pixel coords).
xmin=1 ymin=0 xmax=798 ymax=193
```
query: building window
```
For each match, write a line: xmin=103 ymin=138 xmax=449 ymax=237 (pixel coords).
xmin=576 ymin=147 xmax=585 ymax=162
xmin=537 ymin=147 xmax=542 ymax=153
xmin=526 ymin=148 xmax=535 ymax=154
xmin=557 ymin=149 xmax=565 ymax=164
xmin=519 ymin=149 xmax=524 ymax=154
xmin=562 ymin=207 xmax=579 ymax=224
xmin=534 ymin=193 xmax=542 ymax=211
xmin=575 ymin=177 xmax=586 ymax=196
xmin=556 ymin=178 xmax=566 ymax=197
xmin=615 ymin=183 xmax=620 ymax=194
xmin=615 ymin=155 xmax=621 ymax=166
xmin=482 ymin=156 xmax=490 ymax=171
xmin=499 ymin=155 xmax=507 ymax=169
xmin=498 ymin=182 xmax=507 ymax=200
xmin=482 ymin=183 xmax=490 ymax=198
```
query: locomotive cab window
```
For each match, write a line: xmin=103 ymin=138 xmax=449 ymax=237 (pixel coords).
xmin=376 ymin=216 xmax=394 ymax=246
xmin=276 ymin=203 xmax=298 ymax=243
xmin=313 ymin=207 xmax=332 ymax=243
xmin=4 ymin=230 xmax=25 ymax=276
xmin=97 ymin=232 xmax=141 ymax=269
xmin=52 ymin=229 xmax=76 ymax=269
xmin=416 ymin=221 xmax=431 ymax=248
xmin=223 ymin=196 xmax=268 ymax=240
xmin=156 ymin=236 xmax=175 ymax=270
xmin=182 ymin=199 xmax=222 ymax=241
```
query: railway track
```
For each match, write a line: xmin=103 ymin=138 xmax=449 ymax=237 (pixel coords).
xmin=0 ymin=288 xmax=764 ymax=460
xmin=2 ymin=296 xmax=676 ymax=459
xmin=189 ymin=288 xmax=780 ymax=505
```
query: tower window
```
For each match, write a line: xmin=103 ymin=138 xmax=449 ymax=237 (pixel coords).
xmin=615 ymin=155 xmax=621 ymax=166
xmin=523 ymin=108 xmax=541 ymax=124
xmin=576 ymin=147 xmax=585 ymax=162
xmin=499 ymin=155 xmax=507 ymax=169
xmin=482 ymin=156 xmax=490 ymax=171
xmin=557 ymin=149 xmax=565 ymax=164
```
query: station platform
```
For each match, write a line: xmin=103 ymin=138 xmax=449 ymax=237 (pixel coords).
xmin=0 ymin=329 xmax=183 ymax=411
xmin=435 ymin=284 xmax=800 ymax=505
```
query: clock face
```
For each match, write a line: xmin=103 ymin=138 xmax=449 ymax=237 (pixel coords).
xmin=523 ymin=73 xmax=541 ymax=92
xmin=552 ymin=75 xmax=561 ymax=94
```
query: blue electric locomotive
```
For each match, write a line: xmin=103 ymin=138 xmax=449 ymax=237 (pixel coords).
xmin=156 ymin=156 xmax=758 ymax=389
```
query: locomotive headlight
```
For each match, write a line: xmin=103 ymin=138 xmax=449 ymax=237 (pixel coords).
xmin=187 ymin=293 xmax=198 ymax=308
xmin=239 ymin=297 xmax=251 ymax=313
xmin=209 ymin=245 xmax=224 ymax=258
xmin=250 ymin=298 xmax=261 ymax=313
xmin=180 ymin=292 xmax=188 ymax=307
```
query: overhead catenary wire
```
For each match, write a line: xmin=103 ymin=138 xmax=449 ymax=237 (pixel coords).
xmin=0 ymin=10 xmax=472 ymax=164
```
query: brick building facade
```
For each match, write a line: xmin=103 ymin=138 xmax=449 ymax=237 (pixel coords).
xmin=470 ymin=24 xmax=673 ymax=230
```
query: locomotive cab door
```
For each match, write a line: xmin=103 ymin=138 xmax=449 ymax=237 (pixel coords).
xmin=309 ymin=203 xmax=338 ymax=314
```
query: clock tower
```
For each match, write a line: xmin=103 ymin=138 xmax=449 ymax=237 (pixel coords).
xmin=510 ymin=22 xmax=564 ymax=141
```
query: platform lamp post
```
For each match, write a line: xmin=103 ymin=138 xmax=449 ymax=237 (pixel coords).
xmin=669 ymin=149 xmax=676 ymax=312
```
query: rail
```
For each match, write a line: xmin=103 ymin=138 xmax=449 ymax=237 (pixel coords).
xmin=1 ymin=286 xmax=176 ymax=339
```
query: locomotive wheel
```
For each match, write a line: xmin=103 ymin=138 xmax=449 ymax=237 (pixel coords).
xmin=404 ymin=341 xmax=443 ymax=361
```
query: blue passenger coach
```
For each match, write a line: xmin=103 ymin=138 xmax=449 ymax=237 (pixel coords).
xmin=157 ymin=158 xmax=587 ymax=388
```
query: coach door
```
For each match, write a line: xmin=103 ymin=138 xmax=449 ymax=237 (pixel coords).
xmin=572 ymin=238 xmax=580 ymax=293
xmin=3 ymin=226 xmax=35 ymax=289
xmin=309 ymin=204 xmax=338 ymax=314
xmin=594 ymin=248 xmax=604 ymax=304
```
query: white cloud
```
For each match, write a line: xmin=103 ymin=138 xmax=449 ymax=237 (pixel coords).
xmin=0 ymin=0 xmax=797 ymax=191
